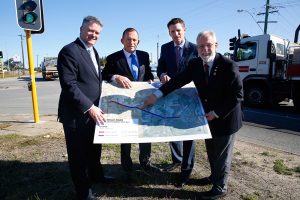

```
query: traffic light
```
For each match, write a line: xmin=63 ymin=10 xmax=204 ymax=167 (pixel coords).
xmin=15 ymin=0 xmax=44 ymax=32
xmin=229 ymin=37 xmax=237 ymax=51
xmin=0 ymin=51 xmax=3 ymax=59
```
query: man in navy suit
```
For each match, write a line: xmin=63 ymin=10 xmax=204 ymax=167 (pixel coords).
xmin=57 ymin=16 xmax=113 ymax=200
xmin=102 ymin=28 xmax=155 ymax=172
xmin=157 ymin=18 xmax=198 ymax=187
xmin=142 ymin=31 xmax=243 ymax=199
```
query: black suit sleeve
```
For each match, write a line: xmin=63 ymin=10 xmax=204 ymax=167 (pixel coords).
xmin=101 ymin=54 xmax=115 ymax=82
xmin=57 ymin=46 xmax=93 ymax=113
xmin=140 ymin=52 xmax=154 ymax=81
xmin=157 ymin=45 xmax=167 ymax=79
xmin=159 ymin=61 xmax=194 ymax=96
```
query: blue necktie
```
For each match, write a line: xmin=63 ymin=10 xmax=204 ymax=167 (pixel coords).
xmin=130 ymin=54 xmax=139 ymax=80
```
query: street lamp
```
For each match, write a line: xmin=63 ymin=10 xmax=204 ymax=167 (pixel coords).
xmin=18 ymin=34 xmax=25 ymax=75
xmin=237 ymin=9 xmax=264 ymax=33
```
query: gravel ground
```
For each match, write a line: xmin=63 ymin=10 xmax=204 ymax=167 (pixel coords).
xmin=0 ymin=114 xmax=299 ymax=200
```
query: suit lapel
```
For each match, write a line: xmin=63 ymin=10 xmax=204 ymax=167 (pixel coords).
xmin=93 ymin=47 xmax=101 ymax=79
xmin=75 ymin=38 xmax=100 ymax=79
xmin=120 ymin=51 xmax=134 ymax=80
xmin=167 ymin=42 xmax=177 ymax=70
xmin=210 ymin=54 xmax=221 ymax=81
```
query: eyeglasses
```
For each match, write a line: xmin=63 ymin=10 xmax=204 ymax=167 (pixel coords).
xmin=197 ymin=43 xmax=216 ymax=49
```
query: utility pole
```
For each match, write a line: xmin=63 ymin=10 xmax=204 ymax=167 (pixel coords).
xmin=157 ymin=34 xmax=159 ymax=65
xmin=264 ymin=0 xmax=270 ymax=34
xmin=18 ymin=34 xmax=25 ymax=75
xmin=36 ymin=54 xmax=39 ymax=69
xmin=257 ymin=0 xmax=278 ymax=34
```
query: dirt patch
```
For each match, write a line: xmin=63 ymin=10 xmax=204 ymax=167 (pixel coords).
xmin=0 ymin=115 xmax=299 ymax=200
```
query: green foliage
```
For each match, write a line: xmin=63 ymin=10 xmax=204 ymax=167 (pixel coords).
xmin=293 ymin=166 xmax=300 ymax=173
xmin=273 ymin=159 xmax=293 ymax=175
xmin=241 ymin=193 xmax=258 ymax=200
xmin=260 ymin=151 xmax=270 ymax=156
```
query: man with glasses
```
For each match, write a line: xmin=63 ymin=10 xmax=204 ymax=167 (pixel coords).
xmin=142 ymin=31 xmax=243 ymax=199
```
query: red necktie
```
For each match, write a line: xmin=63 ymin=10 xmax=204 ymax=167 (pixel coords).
xmin=204 ymin=63 xmax=209 ymax=85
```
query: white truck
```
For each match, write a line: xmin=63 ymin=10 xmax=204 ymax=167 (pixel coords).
xmin=229 ymin=25 xmax=300 ymax=110
xmin=41 ymin=57 xmax=58 ymax=80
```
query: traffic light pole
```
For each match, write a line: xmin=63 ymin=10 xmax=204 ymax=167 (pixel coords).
xmin=25 ymin=30 xmax=40 ymax=123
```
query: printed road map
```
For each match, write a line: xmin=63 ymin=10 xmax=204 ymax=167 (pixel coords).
xmin=94 ymin=82 xmax=211 ymax=143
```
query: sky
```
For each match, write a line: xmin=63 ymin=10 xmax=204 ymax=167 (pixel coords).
xmin=1 ymin=0 xmax=300 ymax=68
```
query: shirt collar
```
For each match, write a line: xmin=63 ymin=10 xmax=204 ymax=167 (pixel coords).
xmin=123 ymin=49 xmax=136 ymax=58
xmin=174 ymin=40 xmax=185 ymax=48
xmin=203 ymin=56 xmax=216 ymax=67
xmin=79 ymin=37 xmax=92 ymax=51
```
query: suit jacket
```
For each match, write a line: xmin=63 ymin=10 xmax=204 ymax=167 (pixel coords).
xmin=102 ymin=50 xmax=154 ymax=82
xmin=57 ymin=38 xmax=102 ymax=128
xmin=159 ymin=53 xmax=243 ymax=137
xmin=157 ymin=40 xmax=198 ymax=79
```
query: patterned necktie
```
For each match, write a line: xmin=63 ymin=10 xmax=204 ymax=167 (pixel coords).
xmin=130 ymin=54 xmax=139 ymax=81
xmin=175 ymin=46 xmax=181 ymax=70
xmin=204 ymin=63 xmax=209 ymax=85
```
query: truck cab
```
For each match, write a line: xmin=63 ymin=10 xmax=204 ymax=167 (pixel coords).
xmin=41 ymin=57 xmax=58 ymax=80
xmin=231 ymin=33 xmax=300 ymax=109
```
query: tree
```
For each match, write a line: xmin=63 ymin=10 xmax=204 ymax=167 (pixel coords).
xmin=3 ymin=58 xmax=23 ymax=71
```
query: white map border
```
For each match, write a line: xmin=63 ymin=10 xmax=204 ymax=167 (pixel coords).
xmin=94 ymin=82 xmax=212 ymax=144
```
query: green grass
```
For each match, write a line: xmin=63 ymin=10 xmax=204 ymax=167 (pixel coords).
xmin=294 ymin=166 xmax=300 ymax=173
xmin=273 ymin=159 xmax=293 ymax=175
xmin=241 ymin=193 xmax=258 ymax=200
xmin=260 ymin=151 xmax=270 ymax=156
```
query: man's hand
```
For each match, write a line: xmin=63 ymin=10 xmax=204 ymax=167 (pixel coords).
xmin=115 ymin=75 xmax=132 ymax=88
xmin=88 ymin=105 xmax=106 ymax=125
xmin=147 ymin=79 xmax=153 ymax=84
xmin=140 ymin=94 xmax=158 ymax=109
xmin=160 ymin=73 xmax=171 ymax=84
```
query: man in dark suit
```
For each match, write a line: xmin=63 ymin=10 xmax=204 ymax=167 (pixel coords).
xmin=57 ymin=16 xmax=113 ymax=200
xmin=142 ymin=31 xmax=243 ymax=199
xmin=157 ymin=18 xmax=198 ymax=187
xmin=102 ymin=28 xmax=155 ymax=172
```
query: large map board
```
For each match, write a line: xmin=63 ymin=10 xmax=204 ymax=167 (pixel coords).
xmin=94 ymin=82 xmax=211 ymax=143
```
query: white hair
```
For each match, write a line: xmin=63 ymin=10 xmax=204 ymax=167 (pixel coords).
xmin=196 ymin=31 xmax=217 ymax=43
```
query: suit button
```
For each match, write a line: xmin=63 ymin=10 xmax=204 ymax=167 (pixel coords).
xmin=204 ymin=99 xmax=208 ymax=102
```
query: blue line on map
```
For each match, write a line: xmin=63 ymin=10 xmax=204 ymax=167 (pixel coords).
xmin=109 ymin=100 xmax=180 ymax=119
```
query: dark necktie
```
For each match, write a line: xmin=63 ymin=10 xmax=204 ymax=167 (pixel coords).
xmin=130 ymin=54 xmax=139 ymax=81
xmin=175 ymin=46 xmax=181 ymax=70
xmin=204 ymin=63 xmax=209 ymax=85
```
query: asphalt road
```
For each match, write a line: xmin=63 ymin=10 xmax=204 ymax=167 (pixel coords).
xmin=1 ymin=75 xmax=300 ymax=154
